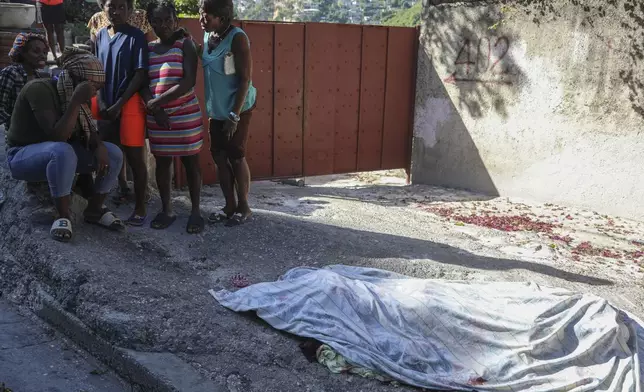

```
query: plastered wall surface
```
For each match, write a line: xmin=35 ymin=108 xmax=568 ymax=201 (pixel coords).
xmin=412 ymin=0 xmax=644 ymax=219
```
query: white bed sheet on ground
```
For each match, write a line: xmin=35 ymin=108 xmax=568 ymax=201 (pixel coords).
xmin=211 ymin=265 xmax=643 ymax=391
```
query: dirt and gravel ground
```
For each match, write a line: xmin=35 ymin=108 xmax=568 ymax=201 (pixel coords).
xmin=1 ymin=157 xmax=643 ymax=391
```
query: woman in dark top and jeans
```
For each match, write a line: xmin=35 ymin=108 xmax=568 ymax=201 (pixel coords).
xmin=5 ymin=49 xmax=125 ymax=242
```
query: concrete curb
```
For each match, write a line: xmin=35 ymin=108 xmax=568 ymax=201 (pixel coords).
xmin=33 ymin=288 xmax=222 ymax=392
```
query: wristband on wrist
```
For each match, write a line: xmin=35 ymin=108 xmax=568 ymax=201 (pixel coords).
xmin=229 ymin=111 xmax=240 ymax=122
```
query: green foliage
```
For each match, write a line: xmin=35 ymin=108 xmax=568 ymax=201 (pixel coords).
xmin=237 ymin=0 xmax=273 ymax=21
xmin=359 ymin=0 xmax=386 ymax=24
xmin=69 ymin=21 xmax=90 ymax=36
xmin=174 ymin=0 xmax=201 ymax=15
xmin=382 ymin=0 xmax=420 ymax=27
xmin=488 ymin=5 xmax=515 ymax=30
xmin=315 ymin=0 xmax=351 ymax=23
xmin=134 ymin=0 xmax=156 ymax=11
xmin=273 ymin=0 xmax=298 ymax=21
xmin=136 ymin=0 xmax=423 ymax=26
xmin=64 ymin=0 xmax=100 ymax=23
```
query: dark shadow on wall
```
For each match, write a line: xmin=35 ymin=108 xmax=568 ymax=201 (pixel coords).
xmin=497 ymin=0 xmax=644 ymax=119
xmin=412 ymin=54 xmax=500 ymax=196
xmin=422 ymin=3 xmax=526 ymax=120
xmin=613 ymin=0 xmax=644 ymax=119
xmin=412 ymin=0 xmax=644 ymax=195
xmin=412 ymin=3 xmax=513 ymax=194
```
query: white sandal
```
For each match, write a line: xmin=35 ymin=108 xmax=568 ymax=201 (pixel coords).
xmin=85 ymin=208 xmax=125 ymax=231
xmin=50 ymin=218 xmax=72 ymax=242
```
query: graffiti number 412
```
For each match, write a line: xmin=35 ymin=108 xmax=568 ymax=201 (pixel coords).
xmin=454 ymin=36 xmax=510 ymax=74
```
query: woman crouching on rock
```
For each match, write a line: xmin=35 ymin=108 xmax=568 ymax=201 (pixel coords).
xmin=5 ymin=48 xmax=126 ymax=242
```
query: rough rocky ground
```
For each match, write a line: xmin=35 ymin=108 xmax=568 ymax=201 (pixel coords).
xmin=1 ymin=152 xmax=643 ymax=391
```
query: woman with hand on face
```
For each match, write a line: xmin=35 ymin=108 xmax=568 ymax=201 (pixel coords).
xmin=1 ymin=34 xmax=98 ymax=200
xmin=141 ymin=0 xmax=205 ymax=233
xmin=199 ymin=0 xmax=256 ymax=227
xmin=5 ymin=48 xmax=125 ymax=242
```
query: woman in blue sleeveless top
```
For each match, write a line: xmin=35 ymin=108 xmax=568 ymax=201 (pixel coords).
xmin=199 ymin=0 xmax=257 ymax=226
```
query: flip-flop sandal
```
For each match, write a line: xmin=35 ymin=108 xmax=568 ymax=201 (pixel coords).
xmin=225 ymin=212 xmax=252 ymax=227
xmin=125 ymin=213 xmax=147 ymax=226
xmin=186 ymin=214 xmax=205 ymax=234
xmin=208 ymin=210 xmax=232 ymax=223
xmin=150 ymin=212 xmax=176 ymax=230
xmin=50 ymin=218 xmax=73 ymax=242
xmin=85 ymin=208 xmax=126 ymax=231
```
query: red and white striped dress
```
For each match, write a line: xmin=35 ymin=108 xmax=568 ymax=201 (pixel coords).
xmin=147 ymin=38 xmax=204 ymax=156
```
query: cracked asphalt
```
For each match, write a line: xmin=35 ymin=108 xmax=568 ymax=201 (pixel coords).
xmin=0 ymin=299 xmax=128 ymax=392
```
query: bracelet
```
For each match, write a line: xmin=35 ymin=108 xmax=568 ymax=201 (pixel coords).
xmin=229 ymin=111 xmax=240 ymax=123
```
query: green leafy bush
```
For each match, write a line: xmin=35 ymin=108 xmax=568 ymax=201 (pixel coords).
xmin=173 ymin=0 xmax=200 ymax=15
xmin=134 ymin=0 xmax=156 ymax=11
xmin=64 ymin=0 xmax=100 ymax=23
xmin=69 ymin=21 xmax=90 ymax=36
xmin=382 ymin=1 xmax=421 ymax=27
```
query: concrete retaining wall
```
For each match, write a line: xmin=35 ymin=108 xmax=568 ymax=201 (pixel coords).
xmin=412 ymin=0 xmax=644 ymax=219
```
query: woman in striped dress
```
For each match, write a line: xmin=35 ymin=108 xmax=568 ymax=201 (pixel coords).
xmin=141 ymin=0 xmax=205 ymax=233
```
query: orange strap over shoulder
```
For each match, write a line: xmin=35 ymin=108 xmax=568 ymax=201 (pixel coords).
xmin=39 ymin=0 xmax=64 ymax=6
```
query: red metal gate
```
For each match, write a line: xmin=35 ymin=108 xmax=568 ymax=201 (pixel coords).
xmin=177 ymin=19 xmax=418 ymax=186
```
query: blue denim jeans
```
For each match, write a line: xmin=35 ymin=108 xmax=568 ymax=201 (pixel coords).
xmin=6 ymin=141 xmax=123 ymax=198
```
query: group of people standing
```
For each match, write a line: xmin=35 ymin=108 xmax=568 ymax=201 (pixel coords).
xmin=0 ymin=0 xmax=256 ymax=242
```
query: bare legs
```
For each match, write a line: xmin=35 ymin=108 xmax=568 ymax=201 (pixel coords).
xmin=213 ymin=152 xmax=236 ymax=217
xmin=54 ymin=195 xmax=71 ymax=220
xmin=123 ymin=146 xmax=148 ymax=220
xmin=212 ymin=152 xmax=252 ymax=223
xmin=230 ymin=157 xmax=251 ymax=219
xmin=54 ymin=23 xmax=65 ymax=56
xmin=151 ymin=155 xmax=203 ymax=233
xmin=118 ymin=154 xmax=129 ymax=193
xmin=182 ymin=155 xmax=203 ymax=221
xmin=155 ymin=157 xmax=174 ymax=218
xmin=43 ymin=23 xmax=65 ymax=60
xmin=208 ymin=113 xmax=253 ymax=225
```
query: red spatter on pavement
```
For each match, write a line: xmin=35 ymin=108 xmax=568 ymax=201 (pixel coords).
xmin=550 ymin=235 xmax=574 ymax=245
xmin=572 ymin=241 xmax=603 ymax=257
xmin=421 ymin=204 xmax=644 ymax=267
xmin=624 ymin=250 xmax=643 ymax=263
xmin=572 ymin=242 xmax=621 ymax=259
xmin=231 ymin=274 xmax=251 ymax=288
xmin=422 ymin=207 xmax=560 ymax=233
xmin=468 ymin=376 xmax=487 ymax=385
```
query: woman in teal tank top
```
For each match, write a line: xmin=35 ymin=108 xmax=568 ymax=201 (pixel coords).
xmin=199 ymin=0 xmax=256 ymax=226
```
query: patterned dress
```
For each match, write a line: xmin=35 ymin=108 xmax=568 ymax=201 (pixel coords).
xmin=87 ymin=10 xmax=153 ymax=37
xmin=147 ymin=38 xmax=204 ymax=156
